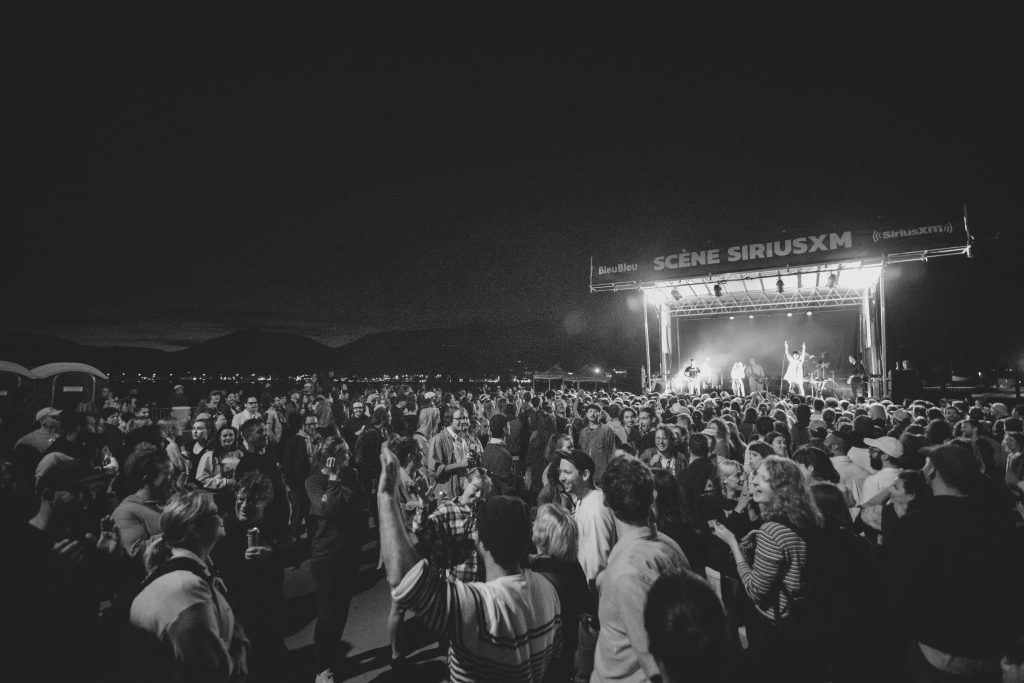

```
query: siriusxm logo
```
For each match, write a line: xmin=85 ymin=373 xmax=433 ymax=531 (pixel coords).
xmin=597 ymin=263 xmax=639 ymax=275
xmin=872 ymin=223 xmax=953 ymax=243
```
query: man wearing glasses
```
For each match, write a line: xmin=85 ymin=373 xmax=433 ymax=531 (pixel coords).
xmin=343 ymin=401 xmax=370 ymax=452
xmin=427 ymin=408 xmax=482 ymax=501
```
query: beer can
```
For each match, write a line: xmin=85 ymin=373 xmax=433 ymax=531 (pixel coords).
xmin=246 ymin=527 xmax=260 ymax=549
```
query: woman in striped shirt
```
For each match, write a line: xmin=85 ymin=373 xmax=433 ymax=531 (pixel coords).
xmin=711 ymin=455 xmax=824 ymax=681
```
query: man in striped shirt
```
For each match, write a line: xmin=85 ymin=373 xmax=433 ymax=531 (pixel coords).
xmin=378 ymin=445 xmax=562 ymax=682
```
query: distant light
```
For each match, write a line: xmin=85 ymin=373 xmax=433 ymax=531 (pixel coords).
xmin=594 ymin=367 xmax=601 ymax=374
xmin=748 ymin=315 xmax=754 ymax=319
xmin=806 ymin=311 xmax=813 ymax=316
xmin=787 ymin=312 xmax=793 ymax=317
xmin=729 ymin=316 xmax=735 ymax=320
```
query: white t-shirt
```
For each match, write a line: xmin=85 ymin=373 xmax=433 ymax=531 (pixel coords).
xmin=574 ymin=487 xmax=617 ymax=583
xmin=859 ymin=467 xmax=900 ymax=506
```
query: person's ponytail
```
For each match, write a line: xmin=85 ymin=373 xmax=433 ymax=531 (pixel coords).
xmin=143 ymin=534 xmax=171 ymax=574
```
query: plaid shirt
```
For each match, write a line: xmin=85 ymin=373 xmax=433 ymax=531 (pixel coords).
xmin=417 ymin=497 xmax=483 ymax=583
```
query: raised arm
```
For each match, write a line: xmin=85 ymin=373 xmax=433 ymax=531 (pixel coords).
xmin=378 ymin=445 xmax=422 ymax=587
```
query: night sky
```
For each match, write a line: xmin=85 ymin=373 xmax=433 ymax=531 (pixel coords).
xmin=6 ymin=21 xmax=1019 ymax=372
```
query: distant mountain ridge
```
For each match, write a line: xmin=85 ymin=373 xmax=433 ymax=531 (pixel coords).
xmin=0 ymin=319 xmax=646 ymax=375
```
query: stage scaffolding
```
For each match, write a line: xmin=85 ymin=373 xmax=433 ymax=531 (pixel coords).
xmin=592 ymin=244 xmax=973 ymax=397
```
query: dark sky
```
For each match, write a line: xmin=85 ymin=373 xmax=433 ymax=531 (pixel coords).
xmin=6 ymin=21 xmax=1019 ymax=370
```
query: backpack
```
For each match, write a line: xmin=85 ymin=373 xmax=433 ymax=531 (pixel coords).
xmin=99 ymin=557 xmax=214 ymax=682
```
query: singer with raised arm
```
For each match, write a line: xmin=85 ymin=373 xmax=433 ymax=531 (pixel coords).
xmin=783 ymin=341 xmax=809 ymax=396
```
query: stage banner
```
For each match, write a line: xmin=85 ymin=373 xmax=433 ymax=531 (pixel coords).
xmin=591 ymin=220 xmax=968 ymax=286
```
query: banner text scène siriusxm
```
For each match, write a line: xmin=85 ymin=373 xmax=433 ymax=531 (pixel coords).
xmin=653 ymin=230 xmax=853 ymax=271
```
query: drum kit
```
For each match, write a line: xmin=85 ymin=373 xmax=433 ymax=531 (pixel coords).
xmin=807 ymin=355 xmax=836 ymax=396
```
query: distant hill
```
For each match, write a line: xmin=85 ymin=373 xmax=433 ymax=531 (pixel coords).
xmin=1 ymin=317 xmax=647 ymax=375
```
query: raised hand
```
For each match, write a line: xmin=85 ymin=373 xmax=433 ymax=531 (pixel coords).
xmin=378 ymin=444 xmax=400 ymax=496
xmin=95 ymin=515 xmax=124 ymax=557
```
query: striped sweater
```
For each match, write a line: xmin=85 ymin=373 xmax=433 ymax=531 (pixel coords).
xmin=736 ymin=520 xmax=807 ymax=620
xmin=393 ymin=558 xmax=562 ymax=682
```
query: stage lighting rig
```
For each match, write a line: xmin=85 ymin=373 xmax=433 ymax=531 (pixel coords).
xmin=713 ymin=283 xmax=723 ymax=297
xmin=826 ymin=272 xmax=838 ymax=288
xmin=776 ymin=277 xmax=785 ymax=293
xmin=671 ymin=288 xmax=682 ymax=301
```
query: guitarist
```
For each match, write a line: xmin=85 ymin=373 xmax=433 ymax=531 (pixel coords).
xmin=746 ymin=357 xmax=766 ymax=395
xmin=847 ymin=354 xmax=869 ymax=400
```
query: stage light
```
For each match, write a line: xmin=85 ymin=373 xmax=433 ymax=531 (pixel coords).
xmin=748 ymin=314 xmax=754 ymax=319
xmin=713 ymin=283 xmax=722 ymax=297
xmin=787 ymin=312 xmax=793 ymax=317
xmin=729 ymin=316 xmax=735 ymax=320
xmin=826 ymin=272 xmax=837 ymax=288
xmin=776 ymin=277 xmax=784 ymax=293
xmin=806 ymin=311 xmax=813 ymax=316
xmin=671 ymin=288 xmax=682 ymax=301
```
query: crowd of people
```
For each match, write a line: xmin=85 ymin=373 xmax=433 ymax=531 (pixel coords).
xmin=2 ymin=377 xmax=1023 ymax=682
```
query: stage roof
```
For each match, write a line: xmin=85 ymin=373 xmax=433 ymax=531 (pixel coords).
xmin=641 ymin=261 xmax=881 ymax=319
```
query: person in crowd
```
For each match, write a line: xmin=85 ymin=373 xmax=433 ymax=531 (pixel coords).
xmin=482 ymin=412 xmax=517 ymax=496
xmin=157 ymin=417 xmax=188 ymax=477
xmin=710 ymin=455 xmax=824 ymax=681
xmin=559 ymin=449 xmax=617 ymax=583
xmin=231 ymin=395 xmax=263 ymax=430
xmin=264 ymin=394 xmax=287 ymax=444
xmin=379 ymin=444 xmax=562 ymax=682
xmin=305 ymin=437 xmax=366 ymax=683
xmin=644 ymin=570 xmax=732 ymax=683
xmin=526 ymin=410 xmax=556 ymax=499
xmin=641 ymin=425 xmax=681 ymax=472
xmin=592 ymin=456 xmax=690 ymax=682
xmin=283 ymin=413 xmax=321 ymax=539
xmin=653 ymin=468 xmax=706 ymax=577
xmin=679 ymin=432 xmax=718 ymax=528
xmin=11 ymin=407 xmax=62 ymax=513
xmin=10 ymin=459 xmax=125 ymax=683
xmin=197 ymin=425 xmax=241 ymax=492
xmin=824 ymin=430 xmax=871 ymax=504
xmin=528 ymin=502 xmax=592 ymax=683
xmin=536 ymin=458 xmax=573 ymax=511
xmin=793 ymin=445 xmax=842 ymax=485
xmin=765 ymin=430 xmax=789 ymax=458
xmin=235 ymin=419 xmax=289 ymax=539
xmin=187 ymin=417 xmax=215 ymax=483
xmin=637 ymin=406 xmax=659 ymax=453
xmin=131 ymin=490 xmax=249 ymax=682
xmin=859 ymin=435 xmax=904 ymax=506
xmin=810 ymin=481 xmax=885 ymax=682
xmin=426 ymin=406 xmax=482 ymax=501
xmin=579 ymin=402 xmax=617 ymax=485
xmin=342 ymin=400 xmax=370 ymax=452
xmin=112 ymin=446 xmax=174 ymax=561
xmin=999 ymin=430 xmax=1023 ymax=486
xmin=167 ymin=384 xmax=189 ymax=409
xmin=416 ymin=465 xmax=492 ymax=584
xmin=888 ymin=441 xmax=1020 ymax=681
xmin=212 ymin=471 xmax=298 ymax=682
xmin=34 ymin=411 xmax=93 ymax=483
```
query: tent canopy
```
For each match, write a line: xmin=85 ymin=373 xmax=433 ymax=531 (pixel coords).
xmin=31 ymin=363 xmax=109 ymax=380
xmin=534 ymin=364 xmax=570 ymax=380
xmin=0 ymin=361 xmax=38 ymax=379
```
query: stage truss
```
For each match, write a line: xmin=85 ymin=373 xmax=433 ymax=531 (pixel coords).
xmin=639 ymin=262 xmax=882 ymax=319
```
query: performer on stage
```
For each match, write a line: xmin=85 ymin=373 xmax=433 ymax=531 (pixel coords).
xmin=783 ymin=341 xmax=809 ymax=396
xmin=746 ymin=357 xmax=765 ymax=395
xmin=848 ymin=354 xmax=869 ymax=400
xmin=730 ymin=361 xmax=746 ymax=397
xmin=682 ymin=358 xmax=701 ymax=395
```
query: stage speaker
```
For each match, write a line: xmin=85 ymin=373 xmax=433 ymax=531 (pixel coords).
xmin=625 ymin=367 xmax=643 ymax=394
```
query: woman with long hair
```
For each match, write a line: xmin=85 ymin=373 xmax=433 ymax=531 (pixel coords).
xmin=187 ymin=418 xmax=215 ymax=485
xmin=710 ymin=455 xmax=824 ymax=681
xmin=641 ymin=426 xmax=681 ymax=472
xmin=132 ymin=491 xmax=248 ymax=681
xmin=526 ymin=412 xmax=556 ymax=498
xmin=196 ymin=426 xmax=241 ymax=491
